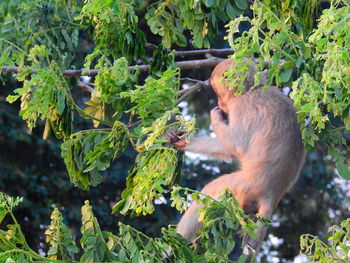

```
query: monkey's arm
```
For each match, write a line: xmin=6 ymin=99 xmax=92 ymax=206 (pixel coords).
xmin=183 ymin=136 xmax=234 ymax=160
xmin=210 ymin=106 xmax=240 ymax=156
xmin=167 ymin=130 xmax=233 ymax=160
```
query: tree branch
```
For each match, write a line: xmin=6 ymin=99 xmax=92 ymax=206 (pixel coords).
xmin=77 ymin=81 xmax=94 ymax=93
xmin=175 ymin=48 xmax=233 ymax=57
xmin=144 ymin=43 xmax=234 ymax=57
xmin=1 ymin=57 xmax=224 ymax=77
xmin=176 ymin=79 xmax=210 ymax=105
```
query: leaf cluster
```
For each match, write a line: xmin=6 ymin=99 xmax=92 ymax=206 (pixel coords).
xmin=170 ymin=187 xmax=265 ymax=262
xmin=45 ymin=208 xmax=79 ymax=260
xmin=113 ymin=148 xmax=180 ymax=216
xmin=76 ymin=0 xmax=146 ymax=62
xmin=61 ymin=122 xmax=129 ymax=190
xmin=0 ymin=190 xmax=260 ymax=262
xmin=83 ymin=54 xmax=139 ymax=127
xmin=5 ymin=46 xmax=74 ymax=139
xmin=120 ymin=68 xmax=180 ymax=127
xmin=196 ymin=190 xmax=260 ymax=256
xmin=0 ymin=0 xmax=81 ymax=68
xmin=145 ymin=0 xmax=248 ymax=48
xmin=300 ymin=218 xmax=350 ymax=262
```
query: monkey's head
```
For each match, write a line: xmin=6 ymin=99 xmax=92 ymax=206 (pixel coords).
xmin=210 ymin=59 xmax=234 ymax=113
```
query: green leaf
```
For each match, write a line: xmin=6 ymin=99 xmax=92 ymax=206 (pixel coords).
xmin=203 ymin=0 xmax=215 ymax=7
xmin=235 ymin=0 xmax=248 ymax=10
xmin=116 ymin=149 xmax=179 ymax=216
xmin=80 ymin=201 xmax=116 ymax=262
xmin=6 ymin=95 xmax=20 ymax=104
xmin=45 ymin=208 xmax=79 ymax=260
xmin=336 ymin=161 xmax=350 ymax=180
xmin=280 ymin=67 xmax=293 ymax=83
xmin=296 ymin=57 xmax=303 ymax=68
xmin=226 ymin=3 xmax=240 ymax=19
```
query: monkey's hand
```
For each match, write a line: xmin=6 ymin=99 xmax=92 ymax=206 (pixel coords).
xmin=166 ymin=129 xmax=187 ymax=149
xmin=210 ymin=106 xmax=227 ymax=127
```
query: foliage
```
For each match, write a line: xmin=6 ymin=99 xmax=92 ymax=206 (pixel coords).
xmin=74 ymin=0 xmax=249 ymax=56
xmin=76 ymin=0 xmax=146 ymax=62
xmin=0 ymin=190 xmax=260 ymax=262
xmin=113 ymin=148 xmax=180 ymax=216
xmin=2 ymin=42 xmax=195 ymax=195
xmin=145 ymin=0 xmax=248 ymax=48
xmin=6 ymin=46 xmax=74 ymax=139
xmin=150 ymin=45 xmax=176 ymax=77
xmin=300 ymin=218 xmax=350 ymax=263
xmin=83 ymin=54 xmax=139 ymax=127
xmin=172 ymin=188 xmax=271 ymax=261
xmin=225 ymin=0 xmax=350 ymax=175
xmin=0 ymin=0 xmax=81 ymax=68
xmin=80 ymin=200 xmax=117 ymax=262
xmin=61 ymin=122 xmax=129 ymax=190
xmin=45 ymin=208 xmax=79 ymax=260
xmin=120 ymin=68 xmax=180 ymax=127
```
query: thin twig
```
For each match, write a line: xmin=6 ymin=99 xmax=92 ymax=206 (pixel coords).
xmin=1 ymin=57 xmax=224 ymax=77
xmin=144 ymin=43 xmax=158 ymax=50
xmin=144 ymin=42 xmax=233 ymax=57
xmin=77 ymin=77 xmax=208 ymax=95
xmin=179 ymin=79 xmax=210 ymax=95
xmin=180 ymin=77 xmax=204 ymax=84
xmin=175 ymin=48 xmax=233 ymax=57
xmin=77 ymin=81 xmax=94 ymax=93
xmin=127 ymin=120 xmax=142 ymax=128
xmin=176 ymin=79 xmax=210 ymax=105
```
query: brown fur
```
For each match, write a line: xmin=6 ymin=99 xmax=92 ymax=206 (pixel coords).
xmin=167 ymin=59 xmax=305 ymax=260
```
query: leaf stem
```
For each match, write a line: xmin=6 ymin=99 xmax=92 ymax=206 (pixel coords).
xmin=0 ymin=38 xmax=26 ymax=53
xmin=256 ymin=28 xmax=296 ymax=62
xmin=7 ymin=211 xmax=59 ymax=262
xmin=25 ymin=26 xmax=81 ymax=50
xmin=66 ymin=95 xmax=113 ymax=127
xmin=260 ymin=2 xmax=300 ymax=55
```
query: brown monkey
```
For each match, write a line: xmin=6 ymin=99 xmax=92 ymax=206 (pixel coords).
xmin=167 ymin=59 xmax=305 ymax=260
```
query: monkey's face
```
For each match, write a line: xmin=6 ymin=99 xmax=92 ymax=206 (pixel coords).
xmin=212 ymin=78 xmax=232 ymax=114
xmin=211 ymin=80 xmax=234 ymax=114
xmin=210 ymin=59 xmax=234 ymax=114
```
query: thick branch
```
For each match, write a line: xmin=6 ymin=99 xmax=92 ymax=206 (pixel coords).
xmin=176 ymin=79 xmax=210 ymax=105
xmin=1 ymin=57 xmax=224 ymax=77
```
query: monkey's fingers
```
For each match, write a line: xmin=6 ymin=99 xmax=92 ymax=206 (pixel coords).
xmin=166 ymin=129 xmax=185 ymax=143
xmin=166 ymin=129 xmax=180 ymax=143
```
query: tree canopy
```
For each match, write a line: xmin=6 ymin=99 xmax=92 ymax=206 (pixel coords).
xmin=0 ymin=0 xmax=349 ymax=262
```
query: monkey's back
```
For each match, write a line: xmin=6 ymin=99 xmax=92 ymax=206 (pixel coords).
xmin=229 ymin=87 xmax=305 ymax=209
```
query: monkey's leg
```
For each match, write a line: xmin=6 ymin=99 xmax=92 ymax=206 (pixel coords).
xmin=176 ymin=201 xmax=202 ymax=240
xmin=243 ymin=203 xmax=273 ymax=263
xmin=177 ymin=173 xmax=239 ymax=239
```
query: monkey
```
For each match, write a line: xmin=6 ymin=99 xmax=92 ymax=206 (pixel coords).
xmin=167 ymin=58 xmax=306 ymax=261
